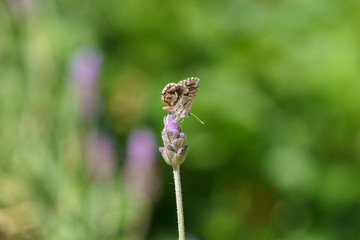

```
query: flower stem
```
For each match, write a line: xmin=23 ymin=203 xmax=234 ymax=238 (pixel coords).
xmin=173 ymin=166 xmax=185 ymax=240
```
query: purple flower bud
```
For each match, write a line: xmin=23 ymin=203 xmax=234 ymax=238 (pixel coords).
xmin=172 ymin=138 xmax=186 ymax=150
xmin=177 ymin=145 xmax=189 ymax=156
xmin=164 ymin=113 xmax=182 ymax=132
xmin=159 ymin=113 xmax=188 ymax=167
xmin=166 ymin=144 xmax=175 ymax=151
xmin=161 ymin=148 xmax=178 ymax=166
xmin=179 ymin=133 xmax=186 ymax=139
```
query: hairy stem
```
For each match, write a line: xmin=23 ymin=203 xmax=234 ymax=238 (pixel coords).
xmin=173 ymin=166 xmax=185 ymax=240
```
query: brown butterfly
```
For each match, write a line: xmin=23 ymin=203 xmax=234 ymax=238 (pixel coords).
xmin=161 ymin=77 xmax=203 ymax=124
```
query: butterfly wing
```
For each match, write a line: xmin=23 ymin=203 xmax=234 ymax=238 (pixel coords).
xmin=161 ymin=77 xmax=200 ymax=119
xmin=177 ymin=77 xmax=200 ymax=118
xmin=161 ymin=83 xmax=188 ymax=115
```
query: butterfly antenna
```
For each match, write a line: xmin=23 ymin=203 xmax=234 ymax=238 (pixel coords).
xmin=190 ymin=113 xmax=204 ymax=125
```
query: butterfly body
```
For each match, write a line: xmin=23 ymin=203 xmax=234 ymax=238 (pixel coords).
xmin=161 ymin=77 xmax=200 ymax=119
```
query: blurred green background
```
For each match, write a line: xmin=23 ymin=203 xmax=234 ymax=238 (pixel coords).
xmin=1 ymin=0 xmax=360 ymax=239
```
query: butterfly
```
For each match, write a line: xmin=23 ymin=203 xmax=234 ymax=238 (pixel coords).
xmin=161 ymin=77 xmax=203 ymax=124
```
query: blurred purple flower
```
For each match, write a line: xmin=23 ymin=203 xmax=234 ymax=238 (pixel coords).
xmin=5 ymin=0 xmax=33 ymax=19
xmin=85 ymin=130 xmax=117 ymax=180
xmin=69 ymin=48 xmax=103 ymax=120
xmin=122 ymin=128 xmax=159 ymax=239
xmin=70 ymin=48 xmax=102 ymax=86
xmin=128 ymin=128 xmax=157 ymax=167
xmin=125 ymin=128 xmax=158 ymax=198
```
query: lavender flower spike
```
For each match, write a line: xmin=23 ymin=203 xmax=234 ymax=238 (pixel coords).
xmin=159 ymin=113 xmax=188 ymax=240
xmin=159 ymin=113 xmax=189 ymax=167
